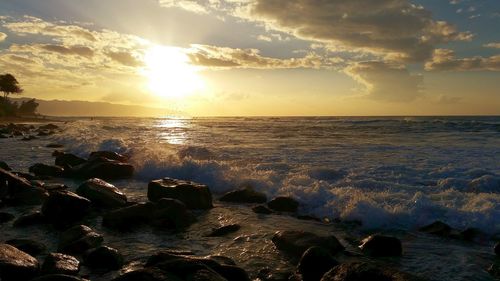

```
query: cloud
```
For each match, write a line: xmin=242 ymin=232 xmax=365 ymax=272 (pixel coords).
xmin=484 ymin=43 xmax=500 ymax=49
xmin=105 ymin=51 xmax=143 ymax=67
xmin=425 ymin=49 xmax=500 ymax=71
xmin=0 ymin=32 xmax=6 ymax=42
xmin=345 ymin=61 xmax=423 ymax=102
xmin=40 ymin=45 xmax=95 ymax=58
xmin=158 ymin=0 xmax=209 ymax=14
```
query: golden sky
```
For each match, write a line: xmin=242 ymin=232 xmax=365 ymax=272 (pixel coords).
xmin=0 ymin=0 xmax=499 ymax=116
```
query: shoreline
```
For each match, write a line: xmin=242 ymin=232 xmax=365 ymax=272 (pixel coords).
xmin=0 ymin=116 xmax=65 ymax=125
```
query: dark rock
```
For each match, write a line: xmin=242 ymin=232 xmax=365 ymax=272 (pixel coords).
xmin=150 ymin=198 xmax=195 ymax=229
xmin=0 ymin=167 xmax=35 ymax=193
xmin=0 ymin=167 xmax=48 ymax=205
xmin=257 ymin=268 xmax=293 ymax=281
xmin=102 ymin=202 xmax=155 ymax=230
xmin=272 ymin=231 xmax=344 ymax=258
xmin=76 ymin=178 xmax=127 ymax=208
xmin=84 ymin=246 xmax=123 ymax=271
xmin=219 ymin=187 xmax=267 ymax=203
xmin=29 ymin=163 xmax=65 ymax=177
xmin=31 ymin=274 xmax=88 ymax=281
xmin=42 ymin=191 xmax=91 ymax=226
xmin=0 ymin=161 xmax=11 ymax=171
xmin=0 ymin=212 xmax=15 ymax=223
xmin=58 ymin=225 xmax=103 ymax=254
xmin=42 ymin=183 xmax=69 ymax=192
xmin=6 ymin=239 xmax=46 ymax=256
xmin=13 ymin=211 xmax=47 ymax=227
xmin=46 ymin=143 xmax=64 ymax=148
xmin=41 ymin=253 xmax=79 ymax=275
xmin=206 ymin=224 xmax=241 ymax=237
xmin=252 ymin=205 xmax=273 ymax=214
xmin=89 ymin=151 xmax=128 ymax=163
xmin=112 ymin=267 xmax=181 ymax=281
xmin=297 ymin=246 xmax=338 ymax=281
xmin=460 ymin=228 xmax=486 ymax=242
xmin=320 ymin=262 xmax=425 ymax=281
xmin=8 ymin=186 xmax=49 ymax=206
xmin=0 ymin=243 xmax=39 ymax=281
xmin=54 ymin=153 xmax=87 ymax=167
xmin=267 ymin=197 xmax=299 ymax=212
xmin=187 ymin=268 xmax=228 ymax=281
xmin=419 ymin=221 xmax=452 ymax=237
xmin=148 ymin=178 xmax=212 ymax=209
xmin=359 ymin=235 xmax=403 ymax=257
xmin=495 ymin=242 xmax=499 ymax=256
xmin=71 ymin=157 xmax=134 ymax=180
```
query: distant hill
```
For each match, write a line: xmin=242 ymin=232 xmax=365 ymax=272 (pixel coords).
xmin=12 ymin=98 xmax=178 ymax=117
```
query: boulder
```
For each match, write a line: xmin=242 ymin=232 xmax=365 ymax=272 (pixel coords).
xmin=418 ymin=221 xmax=452 ymax=237
xmin=0 ymin=212 xmax=15 ymax=224
xmin=8 ymin=186 xmax=48 ymax=206
xmin=359 ymin=235 xmax=402 ymax=257
xmin=219 ymin=187 xmax=267 ymax=203
xmin=206 ymin=224 xmax=241 ymax=237
xmin=42 ymin=191 xmax=91 ymax=225
xmin=0 ymin=161 xmax=11 ymax=171
xmin=6 ymin=239 xmax=46 ymax=256
xmin=267 ymin=197 xmax=299 ymax=212
xmin=41 ymin=253 xmax=80 ymax=275
xmin=76 ymin=178 xmax=127 ymax=208
xmin=13 ymin=211 xmax=47 ymax=227
xmin=112 ymin=267 xmax=181 ymax=281
xmin=297 ymin=246 xmax=338 ymax=281
xmin=58 ymin=225 xmax=103 ymax=254
xmin=71 ymin=157 xmax=134 ymax=180
xmin=31 ymin=274 xmax=88 ymax=281
xmin=102 ymin=202 xmax=155 ymax=230
xmin=29 ymin=163 xmax=65 ymax=177
xmin=252 ymin=205 xmax=273 ymax=214
xmin=84 ymin=246 xmax=123 ymax=271
xmin=0 ymin=167 xmax=35 ymax=193
xmin=0 ymin=167 xmax=48 ymax=205
xmin=0 ymin=243 xmax=39 ymax=281
xmin=148 ymin=178 xmax=212 ymax=209
xmin=89 ymin=151 xmax=128 ymax=163
xmin=320 ymin=262 xmax=425 ymax=281
xmin=272 ymin=231 xmax=344 ymax=258
xmin=54 ymin=153 xmax=87 ymax=167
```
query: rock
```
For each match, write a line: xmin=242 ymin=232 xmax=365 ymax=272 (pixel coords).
xmin=252 ymin=205 xmax=273 ymax=214
xmin=495 ymin=242 xmax=499 ymax=256
xmin=29 ymin=163 xmax=65 ymax=177
xmin=13 ymin=211 xmax=47 ymax=227
xmin=418 ymin=221 xmax=452 ymax=237
xmin=76 ymin=178 xmax=127 ymax=208
xmin=489 ymin=261 xmax=500 ymax=279
xmin=148 ymin=178 xmax=213 ymax=209
xmin=89 ymin=151 xmax=128 ymax=163
xmin=39 ymin=124 xmax=60 ymax=130
xmin=112 ymin=267 xmax=181 ymax=281
xmin=42 ymin=183 xmax=69 ymax=192
xmin=219 ymin=187 xmax=267 ymax=203
xmin=41 ymin=253 xmax=80 ymax=275
xmin=267 ymin=197 xmax=299 ymax=212
xmin=31 ymin=274 xmax=88 ymax=281
xmin=0 ymin=212 xmax=15 ymax=223
xmin=0 ymin=167 xmax=35 ymax=193
xmin=359 ymin=235 xmax=403 ymax=257
xmin=8 ymin=186 xmax=49 ymax=206
xmin=320 ymin=262 xmax=425 ymax=281
xmin=6 ymin=239 xmax=46 ymax=256
xmin=0 ymin=161 xmax=11 ymax=171
xmin=257 ymin=268 xmax=294 ymax=281
xmin=102 ymin=202 xmax=155 ymax=230
xmin=0 ymin=243 xmax=39 ymax=281
xmin=58 ymin=225 xmax=103 ymax=254
xmin=83 ymin=246 xmax=124 ymax=271
xmin=297 ymin=246 xmax=338 ymax=281
xmin=0 ymin=167 xmax=48 ymax=205
xmin=42 ymin=190 xmax=91 ymax=226
xmin=54 ymin=153 xmax=87 ymax=167
xmin=206 ymin=224 xmax=241 ymax=237
xmin=71 ymin=157 xmax=134 ymax=180
xmin=21 ymin=135 xmax=37 ymax=141
xmin=46 ymin=143 xmax=64 ymax=148
xmin=460 ymin=228 xmax=486 ymax=242
xmin=272 ymin=231 xmax=344 ymax=258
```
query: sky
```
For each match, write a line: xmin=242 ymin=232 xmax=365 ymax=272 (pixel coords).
xmin=0 ymin=0 xmax=499 ymax=116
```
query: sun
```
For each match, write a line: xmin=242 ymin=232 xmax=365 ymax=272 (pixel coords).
xmin=143 ymin=45 xmax=204 ymax=98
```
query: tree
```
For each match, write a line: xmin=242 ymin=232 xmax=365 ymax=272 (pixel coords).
xmin=18 ymin=99 xmax=39 ymax=116
xmin=0 ymin=73 xmax=23 ymax=98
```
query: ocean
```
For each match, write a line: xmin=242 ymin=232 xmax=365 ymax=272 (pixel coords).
xmin=1 ymin=116 xmax=499 ymax=280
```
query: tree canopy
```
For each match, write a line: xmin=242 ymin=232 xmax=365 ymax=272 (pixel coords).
xmin=0 ymin=73 xmax=23 ymax=98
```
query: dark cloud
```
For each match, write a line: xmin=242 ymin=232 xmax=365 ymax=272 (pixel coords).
xmin=105 ymin=51 xmax=143 ymax=67
xmin=40 ymin=44 xmax=95 ymax=58
xmin=425 ymin=49 xmax=500 ymax=71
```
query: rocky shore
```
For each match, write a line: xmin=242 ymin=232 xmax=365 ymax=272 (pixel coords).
xmin=0 ymin=123 xmax=499 ymax=281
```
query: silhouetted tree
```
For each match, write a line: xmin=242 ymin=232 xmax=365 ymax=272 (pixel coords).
xmin=0 ymin=73 xmax=23 ymax=98
xmin=18 ymin=99 xmax=39 ymax=116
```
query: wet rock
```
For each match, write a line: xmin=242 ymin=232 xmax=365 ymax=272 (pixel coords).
xmin=13 ymin=211 xmax=47 ymax=227
xmin=55 ymin=153 xmax=87 ymax=167
xmin=112 ymin=267 xmax=181 ymax=281
xmin=89 ymin=151 xmax=128 ymax=163
xmin=272 ymin=231 xmax=344 ymax=258
xmin=102 ymin=202 xmax=155 ymax=230
xmin=41 ymin=253 xmax=80 ymax=275
xmin=148 ymin=178 xmax=213 ymax=209
xmin=42 ymin=190 xmax=91 ymax=226
xmin=71 ymin=157 xmax=134 ymax=180
xmin=0 ymin=212 xmax=15 ymax=223
xmin=267 ymin=197 xmax=299 ymax=212
xmin=206 ymin=224 xmax=241 ymax=237
xmin=42 ymin=183 xmax=69 ymax=192
xmin=46 ymin=143 xmax=64 ymax=148
xmin=6 ymin=239 xmax=46 ymax=256
xmin=419 ymin=221 xmax=452 ymax=237
xmin=219 ymin=187 xmax=267 ymax=203
xmin=0 ymin=167 xmax=49 ymax=205
xmin=76 ymin=178 xmax=127 ymax=208
xmin=29 ymin=163 xmax=65 ymax=177
xmin=257 ymin=268 xmax=293 ymax=281
xmin=359 ymin=235 xmax=402 ymax=257
xmin=252 ymin=205 xmax=273 ymax=214
xmin=0 ymin=161 xmax=11 ymax=171
xmin=297 ymin=246 xmax=338 ymax=281
xmin=320 ymin=262 xmax=425 ymax=281
xmin=0 ymin=243 xmax=39 ymax=281
xmin=84 ymin=246 xmax=124 ymax=271
xmin=58 ymin=225 xmax=103 ymax=254
xmin=0 ymin=167 xmax=35 ymax=192
xmin=31 ymin=274 xmax=88 ymax=281
xmin=495 ymin=242 xmax=499 ymax=256
xmin=9 ymin=186 xmax=49 ymax=206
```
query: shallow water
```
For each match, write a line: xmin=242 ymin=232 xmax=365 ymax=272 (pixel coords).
xmin=1 ymin=116 xmax=499 ymax=280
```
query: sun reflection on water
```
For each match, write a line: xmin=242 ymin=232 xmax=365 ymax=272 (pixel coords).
xmin=155 ymin=118 xmax=191 ymax=145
